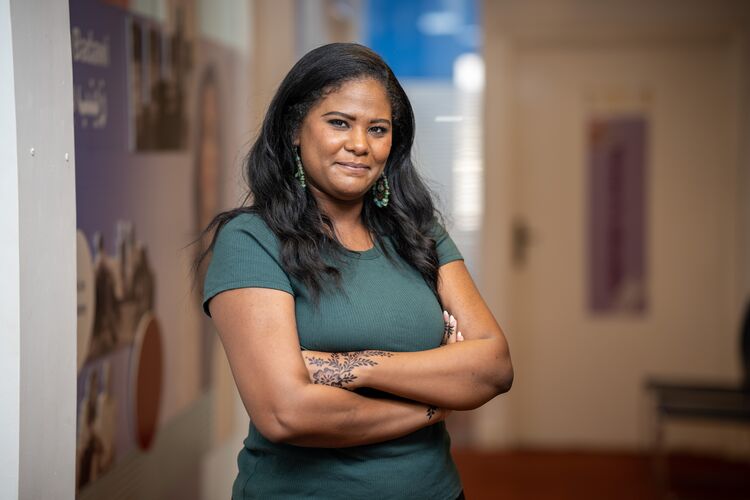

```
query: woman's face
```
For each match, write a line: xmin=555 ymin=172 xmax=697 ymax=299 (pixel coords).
xmin=294 ymin=78 xmax=392 ymax=206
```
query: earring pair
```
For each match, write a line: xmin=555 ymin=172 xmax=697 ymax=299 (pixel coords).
xmin=293 ymin=147 xmax=389 ymax=208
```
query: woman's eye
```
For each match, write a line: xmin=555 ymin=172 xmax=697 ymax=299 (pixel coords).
xmin=370 ymin=126 xmax=389 ymax=135
xmin=329 ymin=119 xmax=348 ymax=128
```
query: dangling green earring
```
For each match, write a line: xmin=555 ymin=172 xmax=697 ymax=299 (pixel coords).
xmin=294 ymin=147 xmax=306 ymax=188
xmin=372 ymin=172 xmax=390 ymax=208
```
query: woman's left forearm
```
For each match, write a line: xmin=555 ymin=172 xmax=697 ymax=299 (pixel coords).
xmin=303 ymin=338 xmax=513 ymax=411
xmin=364 ymin=338 xmax=512 ymax=410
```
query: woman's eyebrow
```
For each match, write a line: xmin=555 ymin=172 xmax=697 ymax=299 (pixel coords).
xmin=321 ymin=111 xmax=391 ymax=126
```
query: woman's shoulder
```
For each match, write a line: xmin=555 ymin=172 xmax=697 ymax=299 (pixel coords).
xmin=427 ymin=216 xmax=449 ymax=241
xmin=204 ymin=210 xmax=293 ymax=315
xmin=219 ymin=211 xmax=278 ymax=244
xmin=211 ymin=210 xmax=285 ymax=263
xmin=427 ymin=217 xmax=463 ymax=265
xmin=222 ymin=210 xmax=269 ymax=232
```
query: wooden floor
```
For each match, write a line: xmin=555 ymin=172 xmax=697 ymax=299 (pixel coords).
xmin=451 ymin=450 xmax=750 ymax=500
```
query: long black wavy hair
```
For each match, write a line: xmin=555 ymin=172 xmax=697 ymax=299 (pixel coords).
xmin=195 ymin=43 xmax=443 ymax=301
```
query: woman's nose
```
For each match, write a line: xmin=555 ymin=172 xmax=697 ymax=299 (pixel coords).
xmin=345 ymin=128 xmax=368 ymax=155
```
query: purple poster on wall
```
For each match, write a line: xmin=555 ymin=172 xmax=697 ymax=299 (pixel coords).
xmin=70 ymin=0 xmax=211 ymax=493
xmin=587 ymin=115 xmax=648 ymax=315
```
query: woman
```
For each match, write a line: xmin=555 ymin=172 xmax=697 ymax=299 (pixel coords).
xmin=198 ymin=43 xmax=513 ymax=500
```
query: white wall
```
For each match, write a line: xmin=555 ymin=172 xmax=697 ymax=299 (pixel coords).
xmin=2 ymin=0 xmax=78 ymax=498
xmin=0 ymin=0 xmax=21 ymax=497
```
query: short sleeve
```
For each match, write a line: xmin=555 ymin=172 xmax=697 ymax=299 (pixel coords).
xmin=433 ymin=222 xmax=463 ymax=266
xmin=202 ymin=214 xmax=294 ymax=317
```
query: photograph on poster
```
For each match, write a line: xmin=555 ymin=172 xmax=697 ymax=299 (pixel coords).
xmin=587 ymin=114 xmax=648 ymax=315
xmin=128 ymin=6 xmax=193 ymax=151
xmin=76 ymin=357 xmax=118 ymax=491
xmin=76 ymin=223 xmax=163 ymax=493
xmin=83 ymin=222 xmax=156 ymax=362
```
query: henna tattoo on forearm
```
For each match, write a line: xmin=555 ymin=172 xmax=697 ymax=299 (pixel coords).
xmin=306 ymin=350 xmax=394 ymax=389
xmin=426 ymin=406 xmax=438 ymax=420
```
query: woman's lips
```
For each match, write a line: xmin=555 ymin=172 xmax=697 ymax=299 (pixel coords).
xmin=337 ymin=161 xmax=370 ymax=169
xmin=336 ymin=162 xmax=371 ymax=173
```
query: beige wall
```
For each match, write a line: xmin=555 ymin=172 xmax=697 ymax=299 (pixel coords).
xmin=250 ymin=0 xmax=297 ymax=125
xmin=481 ymin=0 xmax=750 ymax=451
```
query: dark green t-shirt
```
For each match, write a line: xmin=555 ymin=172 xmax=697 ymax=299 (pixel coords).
xmin=203 ymin=212 xmax=464 ymax=500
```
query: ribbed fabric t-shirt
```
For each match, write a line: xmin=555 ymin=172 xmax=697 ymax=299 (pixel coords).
xmin=203 ymin=212 xmax=464 ymax=500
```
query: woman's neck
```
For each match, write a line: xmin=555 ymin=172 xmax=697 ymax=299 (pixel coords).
xmin=312 ymin=193 xmax=372 ymax=251
xmin=310 ymin=188 xmax=364 ymax=225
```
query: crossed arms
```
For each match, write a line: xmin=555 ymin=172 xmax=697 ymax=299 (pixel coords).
xmin=208 ymin=260 xmax=513 ymax=448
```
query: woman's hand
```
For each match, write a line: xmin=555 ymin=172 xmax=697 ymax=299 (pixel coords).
xmin=441 ymin=310 xmax=464 ymax=345
xmin=427 ymin=405 xmax=452 ymax=422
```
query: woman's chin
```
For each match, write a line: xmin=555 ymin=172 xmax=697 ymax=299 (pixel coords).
xmin=327 ymin=183 xmax=374 ymax=203
xmin=309 ymin=187 xmax=369 ymax=206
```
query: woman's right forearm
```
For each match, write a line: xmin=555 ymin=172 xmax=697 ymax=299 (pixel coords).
xmin=256 ymin=383 xmax=443 ymax=448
